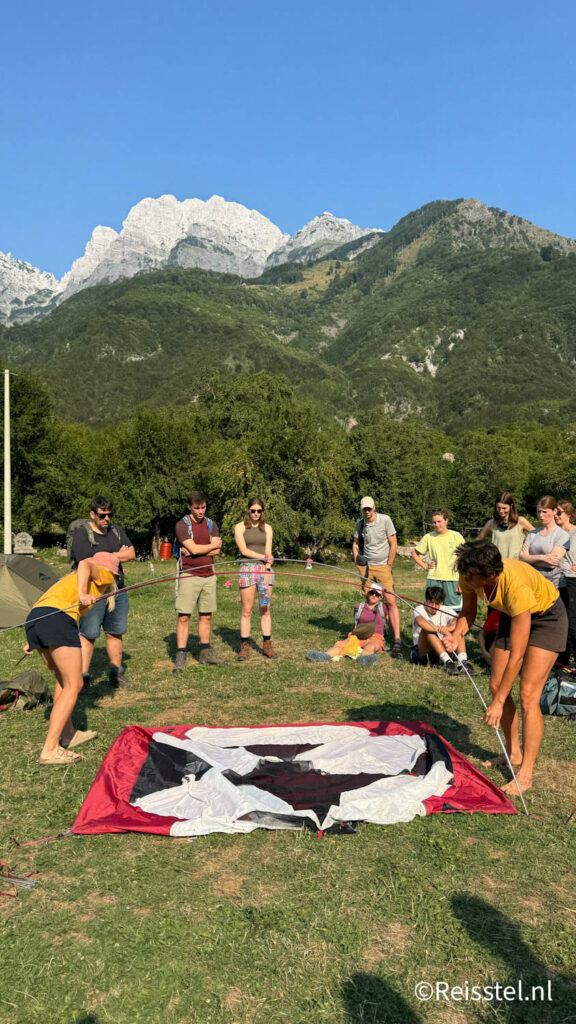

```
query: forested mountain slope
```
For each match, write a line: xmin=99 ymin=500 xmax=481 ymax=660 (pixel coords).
xmin=1 ymin=198 xmax=574 ymax=430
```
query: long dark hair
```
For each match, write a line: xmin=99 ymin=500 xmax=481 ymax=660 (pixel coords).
xmin=244 ymin=497 xmax=266 ymax=532
xmin=493 ymin=492 xmax=519 ymax=528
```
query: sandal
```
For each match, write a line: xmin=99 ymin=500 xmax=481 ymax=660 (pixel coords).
xmin=39 ymin=747 xmax=83 ymax=766
xmin=392 ymin=639 xmax=403 ymax=654
xmin=64 ymin=730 xmax=98 ymax=750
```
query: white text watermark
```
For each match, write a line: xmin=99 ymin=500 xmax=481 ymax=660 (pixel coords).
xmin=414 ymin=980 xmax=552 ymax=1003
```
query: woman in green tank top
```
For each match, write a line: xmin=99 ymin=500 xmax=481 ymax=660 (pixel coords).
xmin=234 ymin=497 xmax=276 ymax=662
xmin=477 ymin=492 xmax=533 ymax=560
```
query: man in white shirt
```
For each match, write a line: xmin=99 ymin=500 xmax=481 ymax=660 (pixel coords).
xmin=411 ymin=585 xmax=470 ymax=676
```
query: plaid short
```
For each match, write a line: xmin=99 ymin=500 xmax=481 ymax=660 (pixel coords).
xmin=239 ymin=562 xmax=276 ymax=589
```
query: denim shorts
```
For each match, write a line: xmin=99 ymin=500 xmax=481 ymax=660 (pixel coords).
xmin=79 ymin=590 xmax=130 ymax=639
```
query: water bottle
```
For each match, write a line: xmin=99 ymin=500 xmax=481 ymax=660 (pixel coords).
xmin=257 ymin=573 xmax=270 ymax=607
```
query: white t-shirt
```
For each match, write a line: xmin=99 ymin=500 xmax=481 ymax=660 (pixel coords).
xmin=411 ymin=604 xmax=455 ymax=645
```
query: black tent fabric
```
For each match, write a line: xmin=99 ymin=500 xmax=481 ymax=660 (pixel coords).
xmin=0 ymin=555 xmax=60 ymax=627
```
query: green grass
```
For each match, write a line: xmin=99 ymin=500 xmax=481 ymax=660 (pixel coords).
xmin=1 ymin=557 xmax=576 ymax=1024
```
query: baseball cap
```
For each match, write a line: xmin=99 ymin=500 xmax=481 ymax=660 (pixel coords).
xmin=360 ymin=496 xmax=375 ymax=510
xmin=367 ymin=582 xmax=383 ymax=594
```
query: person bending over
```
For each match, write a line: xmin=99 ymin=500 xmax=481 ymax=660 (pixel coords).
xmin=24 ymin=553 xmax=120 ymax=765
xmin=410 ymin=585 xmax=470 ymax=676
xmin=306 ymin=582 xmax=389 ymax=664
xmin=444 ymin=540 xmax=567 ymax=796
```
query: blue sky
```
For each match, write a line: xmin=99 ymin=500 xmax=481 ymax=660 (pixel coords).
xmin=2 ymin=0 xmax=574 ymax=277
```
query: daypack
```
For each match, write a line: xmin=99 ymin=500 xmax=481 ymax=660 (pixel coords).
xmin=173 ymin=515 xmax=213 ymax=564
xmin=540 ymin=668 xmax=576 ymax=718
xmin=67 ymin=519 xmax=122 ymax=567
xmin=0 ymin=671 xmax=52 ymax=711
xmin=355 ymin=517 xmax=368 ymax=566
xmin=353 ymin=601 xmax=389 ymax=643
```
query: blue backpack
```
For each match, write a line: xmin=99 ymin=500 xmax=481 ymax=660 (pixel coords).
xmin=173 ymin=515 xmax=213 ymax=564
xmin=540 ymin=669 xmax=576 ymax=718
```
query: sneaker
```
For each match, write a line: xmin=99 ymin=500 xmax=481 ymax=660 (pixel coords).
xmin=110 ymin=668 xmax=133 ymax=689
xmin=262 ymin=639 xmax=278 ymax=659
xmin=306 ymin=650 xmax=332 ymax=662
xmin=198 ymin=647 xmax=226 ymax=666
xmin=172 ymin=650 xmax=187 ymax=674
xmin=237 ymin=641 xmax=250 ymax=662
xmin=445 ymin=660 xmax=463 ymax=676
xmin=356 ymin=654 xmax=379 ymax=666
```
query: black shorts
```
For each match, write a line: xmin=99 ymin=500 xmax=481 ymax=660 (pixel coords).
xmin=25 ymin=606 xmax=81 ymax=651
xmin=494 ymin=597 xmax=568 ymax=654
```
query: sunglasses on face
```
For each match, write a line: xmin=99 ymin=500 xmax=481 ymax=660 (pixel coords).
xmin=249 ymin=509 xmax=263 ymax=514
xmin=96 ymin=511 xmax=112 ymax=518
xmin=368 ymin=590 xmax=381 ymax=597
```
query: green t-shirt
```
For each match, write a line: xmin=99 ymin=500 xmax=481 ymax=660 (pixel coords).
xmin=416 ymin=530 xmax=465 ymax=582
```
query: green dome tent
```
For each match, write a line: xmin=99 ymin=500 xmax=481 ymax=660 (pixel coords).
xmin=0 ymin=555 xmax=60 ymax=627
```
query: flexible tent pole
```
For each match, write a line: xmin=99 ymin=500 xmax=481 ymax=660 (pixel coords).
xmin=3 ymin=369 xmax=11 ymax=555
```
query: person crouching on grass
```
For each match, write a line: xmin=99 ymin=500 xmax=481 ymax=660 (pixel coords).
xmin=306 ymin=582 xmax=389 ymax=664
xmin=24 ymin=552 xmax=120 ymax=766
xmin=410 ymin=585 xmax=471 ymax=675
xmin=443 ymin=540 xmax=568 ymax=796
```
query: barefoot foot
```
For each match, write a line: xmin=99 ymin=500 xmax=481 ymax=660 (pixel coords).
xmin=482 ymin=753 xmax=522 ymax=769
xmin=502 ymin=774 xmax=532 ymax=796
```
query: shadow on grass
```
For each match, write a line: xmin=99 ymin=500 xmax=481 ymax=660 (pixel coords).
xmin=346 ymin=703 xmax=495 ymax=762
xmin=213 ymin=625 xmax=241 ymax=652
xmin=342 ymin=973 xmax=421 ymax=1023
xmin=72 ymin=1016 xmax=100 ymax=1024
xmin=451 ymin=894 xmax=574 ymax=1021
xmin=308 ymin=614 xmax=350 ymax=636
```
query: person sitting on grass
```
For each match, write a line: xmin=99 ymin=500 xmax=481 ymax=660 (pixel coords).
xmin=24 ymin=552 xmax=120 ymax=766
xmin=306 ymin=582 xmax=389 ymax=664
xmin=410 ymin=586 xmax=471 ymax=676
xmin=444 ymin=539 xmax=568 ymax=796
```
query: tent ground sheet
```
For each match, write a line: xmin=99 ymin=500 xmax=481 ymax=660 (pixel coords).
xmin=72 ymin=721 xmax=516 ymax=837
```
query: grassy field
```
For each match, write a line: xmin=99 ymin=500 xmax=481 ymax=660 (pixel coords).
xmin=1 ymin=555 xmax=575 ymax=1024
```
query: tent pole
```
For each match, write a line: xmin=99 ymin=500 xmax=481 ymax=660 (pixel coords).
xmin=3 ymin=369 xmax=11 ymax=555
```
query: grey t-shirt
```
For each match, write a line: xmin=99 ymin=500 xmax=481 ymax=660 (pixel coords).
xmin=524 ymin=525 xmax=570 ymax=588
xmin=354 ymin=512 xmax=396 ymax=565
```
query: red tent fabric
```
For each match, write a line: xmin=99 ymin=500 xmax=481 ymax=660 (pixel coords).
xmin=72 ymin=720 xmax=516 ymax=836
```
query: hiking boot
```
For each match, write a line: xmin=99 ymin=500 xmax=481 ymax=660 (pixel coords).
xmin=172 ymin=650 xmax=187 ymax=674
xmin=262 ymin=639 xmax=278 ymax=659
xmin=110 ymin=668 xmax=133 ymax=689
xmin=198 ymin=646 xmax=226 ymax=666
xmin=237 ymin=641 xmax=250 ymax=662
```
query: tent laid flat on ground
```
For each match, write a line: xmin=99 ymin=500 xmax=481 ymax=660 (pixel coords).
xmin=0 ymin=555 xmax=60 ymax=627
xmin=72 ymin=721 xmax=516 ymax=837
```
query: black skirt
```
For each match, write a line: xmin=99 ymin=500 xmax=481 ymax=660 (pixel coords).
xmin=494 ymin=597 xmax=568 ymax=654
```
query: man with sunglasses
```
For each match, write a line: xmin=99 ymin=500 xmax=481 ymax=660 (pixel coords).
xmin=70 ymin=496 xmax=135 ymax=689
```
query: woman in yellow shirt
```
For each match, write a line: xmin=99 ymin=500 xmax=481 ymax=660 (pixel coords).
xmin=444 ymin=540 xmax=567 ymax=796
xmin=412 ymin=509 xmax=465 ymax=608
xmin=25 ymin=552 xmax=119 ymax=765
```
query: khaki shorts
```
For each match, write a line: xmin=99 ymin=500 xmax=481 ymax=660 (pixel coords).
xmin=175 ymin=573 xmax=217 ymax=615
xmin=361 ymin=564 xmax=395 ymax=596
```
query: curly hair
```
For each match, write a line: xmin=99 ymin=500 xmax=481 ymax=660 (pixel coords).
xmin=454 ymin=540 xmax=503 ymax=580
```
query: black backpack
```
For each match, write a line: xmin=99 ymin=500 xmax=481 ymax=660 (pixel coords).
xmin=540 ymin=669 xmax=576 ymax=718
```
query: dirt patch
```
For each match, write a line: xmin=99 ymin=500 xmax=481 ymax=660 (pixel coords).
xmin=153 ymin=659 xmax=175 ymax=671
xmin=287 ymin=685 xmax=335 ymax=693
xmin=462 ymin=837 xmax=481 ymax=847
xmin=362 ymin=920 xmax=412 ymax=968
xmin=535 ymin=757 xmax=574 ymax=793
xmin=519 ymin=895 xmax=544 ymax=913
xmin=225 ymin=987 xmax=244 ymax=1010
xmin=52 ymin=931 xmax=93 ymax=945
xmin=98 ymin=691 xmax=147 ymax=708
xmin=132 ymin=907 xmax=152 ymax=917
xmin=143 ymin=702 xmax=202 ymax=724
xmin=211 ymin=871 xmax=244 ymax=896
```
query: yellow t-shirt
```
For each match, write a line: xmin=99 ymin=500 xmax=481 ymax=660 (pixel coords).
xmin=460 ymin=558 xmax=558 ymax=617
xmin=32 ymin=570 xmax=115 ymax=623
xmin=416 ymin=530 xmax=465 ymax=582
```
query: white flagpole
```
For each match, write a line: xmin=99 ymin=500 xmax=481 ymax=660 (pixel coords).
xmin=4 ymin=369 xmax=11 ymax=554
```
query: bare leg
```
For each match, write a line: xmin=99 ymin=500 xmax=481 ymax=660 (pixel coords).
xmin=326 ymin=639 xmax=347 ymax=657
xmin=385 ymin=594 xmax=401 ymax=642
xmin=176 ymin=614 xmax=190 ymax=649
xmin=258 ymin=585 xmax=273 ymax=636
xmin=419 ymin=633 xmax=446 ymax=660
xmin=40 ymin=646 xmax=83 ymax=759
xmin=80 ymin=635 xmax=95 ymax=674
xmin=502 ymin=646 xmax=557 ymax=795
xmin=105 ymin=632 xmax=123 ymax=670
xmin=198 ymin=613 xmax=211 ymax=645
xmin=240 ymin=586 xmax=255 ymax=638
xmin=482 ymin=647 xmax=522 ymax=767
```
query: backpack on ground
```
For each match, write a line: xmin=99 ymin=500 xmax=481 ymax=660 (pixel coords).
xmin=173 ymin=515 xmax=213 ymax=564
xmin=540 ymin=668 xmax=576 ymax=718
xmin=67 ymin=519 xmax=122 ymax=567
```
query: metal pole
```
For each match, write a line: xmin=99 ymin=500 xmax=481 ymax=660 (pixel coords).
xmin=4 ymin=369 xmax=11 ymax=554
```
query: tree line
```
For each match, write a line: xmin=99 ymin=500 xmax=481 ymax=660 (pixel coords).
xmin=3 ymin=368 xmax=575 ymax=556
